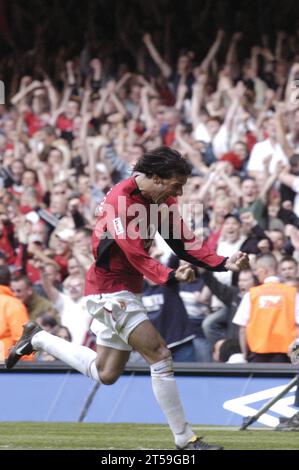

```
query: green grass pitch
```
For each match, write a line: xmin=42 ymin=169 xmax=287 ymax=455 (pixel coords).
xmin=0 ymin=423 xmax=298 ymax=450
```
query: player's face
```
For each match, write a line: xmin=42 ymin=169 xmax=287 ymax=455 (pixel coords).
xmin=152 ymin=175 xmax=188 ymax=204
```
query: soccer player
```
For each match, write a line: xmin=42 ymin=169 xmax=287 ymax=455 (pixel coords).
xmin=6 ymin=147 xmax=249 ymax=450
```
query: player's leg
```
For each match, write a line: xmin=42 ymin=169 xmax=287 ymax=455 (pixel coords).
xmin=6 ymin=322 xmax=130 ymax=384
xmin=6 ymin=322 xmax=130 ymax=385
xmin=31 ymin=332 xmax=129 ymax=383
xmin=4 ymin=322 xmax=102 ymax=382
xmin=18 ymin=323 xmax=101 ymax=380
xmin=128 ymin=319 xmax=222 ymax=450
xmin=95 ymin=345 xmax=130 ymax=384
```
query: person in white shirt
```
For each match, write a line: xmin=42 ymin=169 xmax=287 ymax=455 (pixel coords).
xmin=247 ymin=117 xmax=288 ymax=175
xmin=193 ymin=116 xmax=230 ymax=159
xmin=38 ymin=267 xmax=91 ymax=345
xmin=214 ymin=214 xmax=246 ymax=288
xmin=209 ymin=214 xmax=246 ymax=321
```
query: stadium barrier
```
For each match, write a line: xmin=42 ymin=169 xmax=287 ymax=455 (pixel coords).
xmin=0 ymin=363 xmax=297 ymax=428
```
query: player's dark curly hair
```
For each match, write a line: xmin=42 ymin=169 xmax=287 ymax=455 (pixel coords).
xmin=133 ymin=146 xmax=192 ymax=179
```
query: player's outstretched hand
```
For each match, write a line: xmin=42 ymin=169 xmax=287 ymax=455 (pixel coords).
xmin=225 ymin=252 xmax=250 ymax=272
xmin=175 ymin=264 xmax=195 ymax=283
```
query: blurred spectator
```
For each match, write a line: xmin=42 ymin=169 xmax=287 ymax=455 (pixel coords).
xmin=233 ymin=254 xmax=299 ymax=362
xmin=179 ymin=265 xmax=212 ymax=362
xmin=35 ymin=311 xmax=58 ymax=331
xmin=4 ymin=1 xmax=299 ymax=363
xmin=140 ymin=250 xmax=196 ymax=362
xmin=43 ymin=263 xmax=63 ymax=289
xmin=0 ymin=266 xmax=30 ymax=360
xmin=36 ymin=325 xmax=72 ymax=362
xmin=0 ymin=251 xmax=8 ymax=266
xmin=67 ymin=256 xmax=85 ymax=277
xmin=240 ymin=211 xmax=273 ymax=255
xmin=141 ymin=278 xmax=196 ymax=362
xmin=210 ymin=213 xmax=245 ymax=311
xmin=37 ymin=261 xmax=91 ymax=345
xmin=213 ymin=338 xmax=245 ymax=363
xmin=71 ymin=228 xmax=93 ymax=271
xmin=201 ymin=269 xmax=256 ymax=349
xmin=0 ymin=219 xmax=15 ymax=265
xmin=279 ymin=256 xmax=299 ymax=281
xmin=10 ymin=274 xmax=59 ymax=322
xmin=52 ymin=325 xmax=72 ymax=341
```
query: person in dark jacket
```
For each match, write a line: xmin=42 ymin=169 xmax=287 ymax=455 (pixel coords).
xmin=240 ymin=211 xmax=273 ymax=255
xmin=142 ymin=279 xmax=196 ymax=362
xmin=130 ymin=248 xmax=196 ymax=363
xmin=201 ymin=269 xmax=257 ymax=348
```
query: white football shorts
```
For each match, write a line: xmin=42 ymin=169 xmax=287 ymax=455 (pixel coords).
xmin=85 ymin=290 xmax=148 ymax=351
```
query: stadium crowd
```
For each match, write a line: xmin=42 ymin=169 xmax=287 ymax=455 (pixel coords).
xmin=1 ymin=0 xmax=299 ymax=364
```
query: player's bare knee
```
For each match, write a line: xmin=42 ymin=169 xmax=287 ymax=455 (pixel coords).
xmin=96 ymin=362 xmax=118 ymax=384
xmin=150 ymin=349 xmax=173 ymax=378
xmin=154 ymin=345 xmax=172 ymax=363
xmin=99 ymin=370 xmax=119 ymax=385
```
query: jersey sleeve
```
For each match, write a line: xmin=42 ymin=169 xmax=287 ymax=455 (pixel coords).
xmin=161 ymin=198 xmax=228 ymax=271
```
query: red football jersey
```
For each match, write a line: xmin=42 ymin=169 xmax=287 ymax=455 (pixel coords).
xmin=85 ymin=176 xmax=227 ymax=295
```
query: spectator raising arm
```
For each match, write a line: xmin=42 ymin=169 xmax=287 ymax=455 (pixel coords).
xmin=89 ymin=58 xmax=102 ymax=90
xmin=175 ymin=78 xmax=187 ymax=111
xmin=43 ymin=77 xmax=59 ymax=114
xmin=48 ymin=86 xmax=72 ymax=126
xmin=191 ymin=74 xmax=207 ymax=129
xmin=175 ymin=124 xmax=208 ymax=174
xmin=194 ymin=29 xmax=225 ymax=75
xmin=143 ymin=33 xmax=172 ymax=79
xmin=225 ymin=32 xmax=243 ymax=79
xmin=140 ymin=86 xmax=155 ymax=128
xmin=275 ymin=31 xmax=286 ymax=63
xmin=10 ymin=79 xmax=42 ymax=107
xmin=274 ymin=103 xmax=293 ymax=158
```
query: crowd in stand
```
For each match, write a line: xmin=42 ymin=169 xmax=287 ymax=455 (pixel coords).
xmin=1 ymin=0 xmax=299 ymax=364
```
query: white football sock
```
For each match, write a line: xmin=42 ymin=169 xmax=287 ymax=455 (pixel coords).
xmin=150 ymin=357 xmax=195 ymax=448
xmin=32 ymin=331 xmax=100 ymax=382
